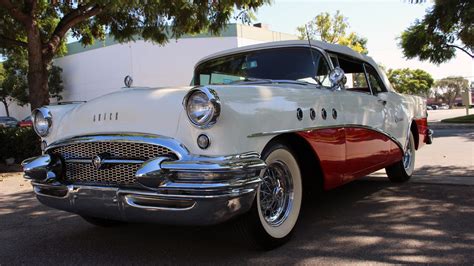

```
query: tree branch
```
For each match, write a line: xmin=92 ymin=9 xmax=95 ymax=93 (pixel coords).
xmin=446 ymin=44 xmax=474 ymax=58
xmin=43 ymin=3 xmax=103 ymax=59
xmin=0 ymin=0 xmax=30 ymax=25
xmin=0 ymin=34 xmax=28 ymax=48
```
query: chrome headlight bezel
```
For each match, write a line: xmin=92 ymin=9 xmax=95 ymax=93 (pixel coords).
xmin=32 ymin=107 xmax=52 ymax=137
xmin=183 ymin=87 xmax=221 ymax=129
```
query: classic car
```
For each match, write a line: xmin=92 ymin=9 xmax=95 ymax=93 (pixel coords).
xmin=22 ymin=40 xmax=433 ymax=249
xmin=0 ymin=116 xmax=19 ymax=128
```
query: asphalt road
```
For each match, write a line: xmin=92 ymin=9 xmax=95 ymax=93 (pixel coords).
xmin=1 ymin=127 xmax=473 ymax=265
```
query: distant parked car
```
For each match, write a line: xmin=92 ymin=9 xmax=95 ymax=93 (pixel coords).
xmin=427 ymin=105 xmax=433 ymax=110
xmin=439 ymin=104 xmax=449 ymax=110
xmin=18 ymin=116 xmax=33 ymax=127
xmin=0 ymin=116 xmax=18 ymax=128
xmin=429 ymin=105 xmax=439 ymax=110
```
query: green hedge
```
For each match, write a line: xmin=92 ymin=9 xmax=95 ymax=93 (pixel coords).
xmin=0 ymin=127 xmax=41 ymax=164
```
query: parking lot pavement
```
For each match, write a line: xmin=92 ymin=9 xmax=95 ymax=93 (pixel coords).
xmin=1 ymin=174 xmax=473 ymax=265
xmin=428 ymin=108 xmax=474 ymax=122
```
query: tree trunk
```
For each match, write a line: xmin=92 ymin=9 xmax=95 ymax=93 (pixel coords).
xmin=1 ymin=99 xmax=10 ymax=117
xmin=26 ymin=25 xmax=50 ymax=111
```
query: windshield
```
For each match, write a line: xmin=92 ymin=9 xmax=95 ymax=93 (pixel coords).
xmin=194 ymin=47 xmax=331 ymax=86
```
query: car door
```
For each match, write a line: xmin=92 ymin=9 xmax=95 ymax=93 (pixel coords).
xmin=332 ymin=56 xmax=390 ymax=181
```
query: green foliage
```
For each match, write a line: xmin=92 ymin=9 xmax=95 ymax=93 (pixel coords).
xmin=441 ymin=114 xmax=474 ymax=124
xmin=297 ymin=10 xmax=368 ymax=54
xmin=0 ymin=50 xmax=63 ymax=106
xmin=387 ymin=68 xmax=434 ymax=95
xmin=0 ymin=127 xmax=41 ymax=163
xmin=400 ymin=0 xmax=473 ymax=63
xmin=434 ymin=76 xmax=469 ymax=108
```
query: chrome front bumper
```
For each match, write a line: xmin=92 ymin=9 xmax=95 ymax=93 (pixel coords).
xmin=22 ymin=135 xmax=266 ymax=225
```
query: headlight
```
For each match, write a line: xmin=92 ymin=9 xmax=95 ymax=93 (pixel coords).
xmin=32 ymin=107 xmax=52 ymax=137
xmin=184 ymin=88 xmax=220 ymax=128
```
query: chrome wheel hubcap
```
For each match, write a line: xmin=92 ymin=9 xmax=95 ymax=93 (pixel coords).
xmin=259 ymin=161 xmax=294 ymax=226
xmin=403 ymin=138 xmax=413 ymax=170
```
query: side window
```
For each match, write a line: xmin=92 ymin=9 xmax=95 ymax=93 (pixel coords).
xmin=365 ymin=64 xmax=387 ymax=95
xmin=337 ymin=56 xmax=370 ymax=94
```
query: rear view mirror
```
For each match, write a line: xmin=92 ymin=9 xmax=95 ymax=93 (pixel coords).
xmin=329 ymin=67 xmax=346 ymax=90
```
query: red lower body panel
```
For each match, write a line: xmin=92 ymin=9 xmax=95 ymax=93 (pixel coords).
xmin=298 ymin=127 xmax=403 ymax=190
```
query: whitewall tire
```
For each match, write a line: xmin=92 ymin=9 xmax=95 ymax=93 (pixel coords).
xmin=386 ymin=131 xmax=416 ymax=183
xmin=236 ymin=142 xmax=302 ymax=250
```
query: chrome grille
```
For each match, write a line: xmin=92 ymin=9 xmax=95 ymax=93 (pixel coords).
xmin=50 ymin=142 xmax=175 ymax=160
xmin=48 ymin=141 xmax=176 ymax=186
xmin=65 ymin=163 xmax=141 ymax=186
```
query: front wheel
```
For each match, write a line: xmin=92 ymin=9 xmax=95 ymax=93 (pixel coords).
xmin=386 ymin=131 xmax=416 ymax=183
xmin=236 ymin=143 xmax=303 ymax=250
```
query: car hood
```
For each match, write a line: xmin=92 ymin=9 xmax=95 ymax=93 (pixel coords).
xmin=49 ymin=86 xmax=192 ymax=142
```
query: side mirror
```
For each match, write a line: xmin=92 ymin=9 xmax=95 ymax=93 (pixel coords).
xmin=329 ymin=67 xmax=346 ymax=90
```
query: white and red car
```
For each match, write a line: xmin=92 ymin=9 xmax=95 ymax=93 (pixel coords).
xmin=23 ymin=40 xmax=432 ymax=249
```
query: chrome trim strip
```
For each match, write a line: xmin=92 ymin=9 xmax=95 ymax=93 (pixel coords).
xmin=65 ymin=158 xmax=144 ymax=164
xmin=247 ymin=124 xmax=404 ymax=151
xmin=31 ymin=182 xmax=258 ymax=199
xmin=123 ymin=195 xmax=196 ymax=211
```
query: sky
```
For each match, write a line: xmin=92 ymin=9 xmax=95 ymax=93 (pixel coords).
xmin=250 ymin=0 xmax=473 ymax=81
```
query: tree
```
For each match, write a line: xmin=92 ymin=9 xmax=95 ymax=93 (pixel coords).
xmin=297 ymin=10 xmax=368 ymax=54
xmin=0 ymin=1 xmax=270 ymax=110
xmin=433 ymin=76 xmax=469 ymax=108
xmin=387 ymin=68 xmax=434 ymax=96
xmin=0 ymin=49 xmax=63 ymax=116
xmin=400 ymin=0 xmax=473 ymax=64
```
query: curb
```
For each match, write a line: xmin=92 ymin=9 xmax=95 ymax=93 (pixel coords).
xmin=428 ymin=122 xmax=474 ymax=130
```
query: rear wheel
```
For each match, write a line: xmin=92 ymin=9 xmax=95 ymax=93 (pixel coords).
xmin=236 ymin=143 xmax=303 ymax=250
xmin=386 ymin=131 xmax=416 ymax=183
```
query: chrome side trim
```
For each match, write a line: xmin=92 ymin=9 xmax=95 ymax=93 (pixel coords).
xmin=247 ymin=124 xmax=404 ymax=151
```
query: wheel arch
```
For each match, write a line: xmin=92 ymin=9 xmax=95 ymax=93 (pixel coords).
xmin=263 ymin=133 xmax=325 ymax=195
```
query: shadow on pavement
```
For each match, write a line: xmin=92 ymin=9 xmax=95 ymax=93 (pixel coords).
xmin=1 ymin=180 xmax=473 ymax=264
xmin=414 ymin=165 xmax=474 ymax=177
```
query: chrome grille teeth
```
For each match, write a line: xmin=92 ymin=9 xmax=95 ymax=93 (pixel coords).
xmin=48 ymin=142 xmax=176 ymax=186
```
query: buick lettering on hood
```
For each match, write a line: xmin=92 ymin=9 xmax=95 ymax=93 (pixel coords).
xmin=22 ymin=40 xmax=432 ymax=249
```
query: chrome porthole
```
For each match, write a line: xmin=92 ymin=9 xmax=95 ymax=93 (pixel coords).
xmin=321 ymin=108 xmax=327 ymax=120
xmin=296 ymin=108 xmax=303 ymax=121
xmin=310 ymin=108 xmax=316 ymax=120
xmin=259 ymin=161 xmax=294 ymax=226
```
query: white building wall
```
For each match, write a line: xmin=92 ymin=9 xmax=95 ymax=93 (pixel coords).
xmin=55 ymin=36 xmax=239 ymax=102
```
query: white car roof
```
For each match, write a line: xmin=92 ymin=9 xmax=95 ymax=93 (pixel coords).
xmin=196 ymin=40 xmax=394 ymax=92
xmin=197 ymin=40 xmax=378 ymax=68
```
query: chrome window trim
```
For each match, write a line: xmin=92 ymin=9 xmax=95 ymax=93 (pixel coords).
xmin=247 ymin=124 xmax=404 ymax=152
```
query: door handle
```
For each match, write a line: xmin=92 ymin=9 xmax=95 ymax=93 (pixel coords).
xmin=378 ymin=99 xmax=387 ymax=106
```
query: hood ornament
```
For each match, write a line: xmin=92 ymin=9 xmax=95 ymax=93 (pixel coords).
xmin=124 ymin=75 xmax=133 ymax=88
